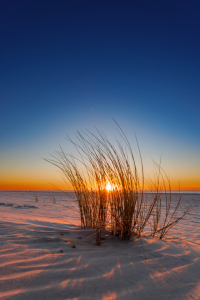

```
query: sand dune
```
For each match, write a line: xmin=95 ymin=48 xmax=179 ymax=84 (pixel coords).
xmin=0 ymin=191 xmax=200 ymax=300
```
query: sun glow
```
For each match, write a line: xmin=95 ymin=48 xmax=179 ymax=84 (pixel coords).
xmin=106 ymin=182 xmax=112 ymax=191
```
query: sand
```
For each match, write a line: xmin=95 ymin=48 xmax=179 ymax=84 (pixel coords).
xmin=0 ymin=191 xmax=200 ymax=300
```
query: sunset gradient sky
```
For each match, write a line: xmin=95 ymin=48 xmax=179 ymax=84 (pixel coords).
xmin=1 ymin=0 xmax=200 ymax=190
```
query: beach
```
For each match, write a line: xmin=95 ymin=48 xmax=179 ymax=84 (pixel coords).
xmin=0 ymin=191 xmax=200 ymax=300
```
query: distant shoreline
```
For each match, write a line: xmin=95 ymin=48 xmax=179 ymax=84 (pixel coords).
xmin=1 ymin=190 xmax=200 ymax=195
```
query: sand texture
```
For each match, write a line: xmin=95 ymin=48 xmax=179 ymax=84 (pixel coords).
xmin=0 ymin=191 xmax=200 ymax=300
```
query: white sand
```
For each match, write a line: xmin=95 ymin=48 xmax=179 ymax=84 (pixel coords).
xmin=0 ymin=191 xmax=200 ymax=300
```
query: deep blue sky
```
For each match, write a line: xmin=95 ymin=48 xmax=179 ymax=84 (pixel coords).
xmin=0 ymin=0 xmax=200 ymax=190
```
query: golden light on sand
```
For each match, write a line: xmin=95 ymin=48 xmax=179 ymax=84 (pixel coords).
xmin=106 ymin=182 xmax=112 ymax=191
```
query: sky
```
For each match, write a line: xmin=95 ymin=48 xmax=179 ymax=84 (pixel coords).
xmin=0 ymin=0 xmax=200 ymax=191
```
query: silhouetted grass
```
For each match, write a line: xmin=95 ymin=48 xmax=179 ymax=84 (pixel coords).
xmin=46 ymin=123 xmax=191 ymax=245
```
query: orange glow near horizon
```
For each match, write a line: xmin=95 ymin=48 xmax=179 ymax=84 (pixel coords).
xmin=1 ymin=149 xmax=199 ymax=192
xmin=0 ymin=177 xmax=71 ymax=191
xmin=0 ymin=170 xmax=199 ymax=192
xmin=1 ymin=179 xmax=200 ymax=191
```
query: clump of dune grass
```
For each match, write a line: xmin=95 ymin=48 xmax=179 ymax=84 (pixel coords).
xmin=46 ymin=123 xmax=191 ymax=245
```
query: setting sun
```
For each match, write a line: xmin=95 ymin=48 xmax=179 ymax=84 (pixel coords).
xmin=106 ymin=182 xmax=112 ymax=191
